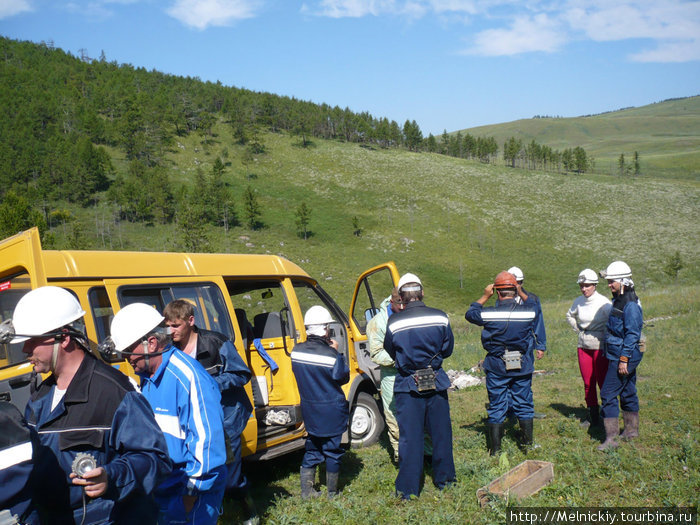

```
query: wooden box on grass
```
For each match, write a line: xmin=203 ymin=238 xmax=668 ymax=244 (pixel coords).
xmin=477 ymin=460 xmax=554 ymax=507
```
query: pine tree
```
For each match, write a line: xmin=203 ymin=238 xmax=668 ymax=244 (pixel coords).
xmin=244 ymin=186 xmax=262 ymax=230
xmin=295 ymin=202 xmax=311 ymax=239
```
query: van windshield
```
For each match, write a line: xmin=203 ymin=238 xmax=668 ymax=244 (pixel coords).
xmin=0 ymin=273 xmax=33 ymax=369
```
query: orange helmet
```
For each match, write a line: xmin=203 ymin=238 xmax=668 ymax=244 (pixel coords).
xmin=493 ymin=271 xmax=518 ymax=290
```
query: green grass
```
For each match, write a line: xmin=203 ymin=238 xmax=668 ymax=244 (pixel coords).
xmin=52 ymin=125 xmax=700 ymax=319
xmin=222 ymin=285 xmax=699 ymax=524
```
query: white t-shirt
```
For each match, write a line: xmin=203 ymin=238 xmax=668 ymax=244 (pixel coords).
xmin=51 ymin=386 xmax=67 ymax=412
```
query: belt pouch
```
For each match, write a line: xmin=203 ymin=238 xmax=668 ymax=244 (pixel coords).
xmin=503 ymin=350 xmax=522 ymax=371
xmin=414 ymin=367 xmax=436 ymax=392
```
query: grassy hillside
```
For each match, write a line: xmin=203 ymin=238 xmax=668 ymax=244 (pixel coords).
xmin=458 ymin=97 xmax=700 ymax=180
xmin=53 ymin=124 xmax=699 ymax=317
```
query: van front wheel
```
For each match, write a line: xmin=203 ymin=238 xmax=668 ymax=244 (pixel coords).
xmin=350 ymin=392 xmax=385 ymax=448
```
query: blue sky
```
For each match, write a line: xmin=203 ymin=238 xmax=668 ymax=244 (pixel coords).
xmin=1 ymin=0 xmax=699 ymax=135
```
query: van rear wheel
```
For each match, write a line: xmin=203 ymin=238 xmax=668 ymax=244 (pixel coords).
xmin=350 ymin=392 xmax=384 ymax=448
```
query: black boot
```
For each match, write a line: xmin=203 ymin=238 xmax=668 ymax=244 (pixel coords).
xmin=582 ymin=406 xmax=601 ymax=427
xmin=326 ymin=470 xmax=341 ymax=499
xmin=519 ymin=419 xmax=534 ymax=448
xmin=240 ymin=493 xmax=259 ymax=525
xmin=487 ymin=422 xmax=504 ymax=455
xmin=300 ymin=467 xmax=320 ymax=499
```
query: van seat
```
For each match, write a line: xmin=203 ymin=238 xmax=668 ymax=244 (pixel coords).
xmin=253 ymin=312 xmax=283 ymax=339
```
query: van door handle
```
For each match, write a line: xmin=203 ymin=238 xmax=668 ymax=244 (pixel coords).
xmin=9 ymin=375 xmax=31 ymax=388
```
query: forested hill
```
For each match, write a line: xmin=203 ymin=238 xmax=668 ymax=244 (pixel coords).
xmin=0 ymin=36 xmax=426 ymax=206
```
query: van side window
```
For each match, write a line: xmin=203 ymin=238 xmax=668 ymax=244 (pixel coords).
xmin=88 ymin=287 xmax=116 ymax=361
xmin=350 ymin=268 xmax=395 ymax=335
xmin=0 ymin=272 xmax=32 ymax=368
xmin=115 ymin=283 xmax=234 ymax=341
xmin=292 ymin=280 xmax=349 ymax=359
xmin=226 ymin=280 xmax=293 ymax=343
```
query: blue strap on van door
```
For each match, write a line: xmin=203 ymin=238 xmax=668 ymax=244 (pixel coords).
xmin=253 ymin=338 xmax=279 ymax=372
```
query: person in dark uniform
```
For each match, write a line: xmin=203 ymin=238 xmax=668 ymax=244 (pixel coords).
xmin=383 ymin=273 xmax=456 ymax=500
xmin=466 ymin=271 xmax=542 ymax=455
xmin=6 ymin=286 xmax=171 ymax=525
xmin=0 ymin=401 xmax=37 ymax=523
xmin=163 ymin=299 xmax=257 ymax=525
xmin=291 ymin=306 xmax=350 ymax=499
xmin=597 ymin=261 xmax=643 ymax=451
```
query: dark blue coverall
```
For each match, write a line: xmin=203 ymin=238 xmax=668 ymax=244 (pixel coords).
xmin=383 ymin=300 xmax=456 ymax=499
xmin=291 ymin=335 xmax=350 ymax=473
xmin=466 ymin=297 xmax=538 ymax=423
xmin=600 ymin=290 xmax=643 ymax=418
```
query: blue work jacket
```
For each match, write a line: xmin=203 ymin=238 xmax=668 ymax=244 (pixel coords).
xmin=187 ymin=328 xmax=253 ymax=441
xmin=604 ymin=291 xmax=643 ymax=367
xmin=522 ymin=288 xmax=547 ymax=352
xmin=465 ymin=297 xmax=537 ymax=377
xmin=24 ymin=353 xmax=171 ymax=525
xmin=291 ymin=335 xmax=350 ymax=437
xmin=383 ymin=301 xmax=454 ymax=393
xmin=138 ymin=346 xmax=227 ymax=497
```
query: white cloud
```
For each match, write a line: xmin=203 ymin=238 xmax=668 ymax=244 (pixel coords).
xmin=562 ymin=0 xmax=700 ymax=62
xmin=630 ymin=39 xmax=700 ymax=63
xmin=305 ymin=0 xmax=700 ymax=62
xmin=166 ymin=0 xmax=260 ymax=29
xmin=467 ymin=13 xmax=566 ymax=55
xmin=311 ymin=0 xmax=398 ymax=18
xmin=0 ymin=0 xmax=32 ymax=18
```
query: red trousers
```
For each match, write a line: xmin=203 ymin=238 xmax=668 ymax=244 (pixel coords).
xmin=577 ymin=347 xmax=608 ymax=407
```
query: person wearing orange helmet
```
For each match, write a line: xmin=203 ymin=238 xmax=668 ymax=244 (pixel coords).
xmin=466 ymin=271 xmax=541 ymax=455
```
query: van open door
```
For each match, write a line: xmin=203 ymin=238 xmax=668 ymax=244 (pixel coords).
xmin=0 ymin=228 xmax=49 ymax=410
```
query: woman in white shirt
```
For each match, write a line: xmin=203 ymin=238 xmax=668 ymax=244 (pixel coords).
xmin=566 ymin=269 xmax=612 ymax=427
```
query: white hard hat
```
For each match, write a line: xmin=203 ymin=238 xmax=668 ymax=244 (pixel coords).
xmin=11 ymin=286 xmax=85 ymax=343
xmin=577 ymin=269 xmax=599 ymax=284
xmin=397 ymin=273 xmax=422 ymax=292
xmin=507 ymin=266 xmax=524 ymax=282
xmin=110 ymin=303 xmax=165 ymax=351
xmin=304 ymin=305 xmax=333 ymax=326
xmin=600 ymin=261 xmax=632 ymax=281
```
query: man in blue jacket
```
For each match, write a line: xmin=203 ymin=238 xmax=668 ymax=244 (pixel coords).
xmin=466 ymin=271 xmax=542 ymax=455
xmin=6 ymin=286 xmax=171 ymax=525
xmin=291 ymin=305 xmax=349 ymax=499
xmin=163 ymin=300 xmax=257 ymax=524
xmin=110 ymin=303 xmax=227 ymax=525
xmin=383 ymin=273 xmax=456 ymax=500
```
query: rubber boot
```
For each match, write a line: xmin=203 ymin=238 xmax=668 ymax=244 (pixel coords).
xmin=519 ymin=419 xmax=534 ymax=448
xmin=300 ymin=467 xmax=320 ymax=499
xmin=240 ymin=494 xmax=260 ymax=525
xmin=597 ymin=418 xmax=620 ymax=451
xmin=326 ymin=470 xmax=340 ymax=499
xmin=582 ymin=406 xmax=601 ymax=428
xmin=621 ymin=411 xmax=639 ymax=440
xmin=487 ymin=422 xmax=504 ymax=455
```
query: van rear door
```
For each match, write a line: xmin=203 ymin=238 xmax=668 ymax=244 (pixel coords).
xmin=0 ymin=228 xmax=48 ymax=410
